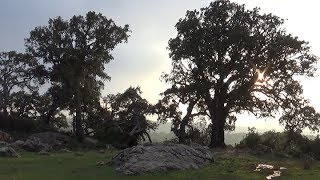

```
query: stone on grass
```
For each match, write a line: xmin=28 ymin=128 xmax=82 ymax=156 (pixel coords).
xmin=29 ymin=132 xmax=71 ymax=149
xmin=0 ymin=146 xmax=20 ymax=157
xmin=21 ymin=131 xmax=71 ymax=152
xmin=38 ymin=150 xmax=50 ymax=155
xmin=60 ymin=148 xmax=72 ymax=153
xmin=112 ymin=143 xmax=214 ymax=175
xmin=83 ymin=137 xmax=98 ymax=147
xmin=0 ymin=141 xmax=9 ymax=148
xmin=10 ymin=140 xmax=24 ymax=148
xmin=23 ymin=136 xmax=52 ymax=152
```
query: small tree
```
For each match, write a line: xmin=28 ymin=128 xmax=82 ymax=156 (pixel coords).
xmin=103 ymin=87 xmax=157 ymax=148
xmin=25 ymin=11 xmax=130 ymax=140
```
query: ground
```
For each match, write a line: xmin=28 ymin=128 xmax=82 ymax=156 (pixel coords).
xmin=0 ymin=149 xmax=320 ymax=179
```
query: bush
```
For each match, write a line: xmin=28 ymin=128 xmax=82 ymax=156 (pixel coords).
xmin=0 ymin=113 xmax=37 ymax=133
xmin=236 ymin=128 xmax=320 ymax=160
xmin=237 ymin=127 xmax=260 ymax=149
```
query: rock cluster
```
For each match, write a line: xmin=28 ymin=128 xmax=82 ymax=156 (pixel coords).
xmin=11 ymin=131 xmax=72 ymax=152
xmin=0 ymin=141 xmax=20 ymax=157
xmin=112 ymin=143 xmax=214 ymax=175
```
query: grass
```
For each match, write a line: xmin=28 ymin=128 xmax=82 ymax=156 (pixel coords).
xmin=1 ymin=150 xmax=320 ymax=179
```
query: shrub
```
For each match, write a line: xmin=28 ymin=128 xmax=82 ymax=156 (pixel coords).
xmin=237 ymin=127 xmax=260 ymax=149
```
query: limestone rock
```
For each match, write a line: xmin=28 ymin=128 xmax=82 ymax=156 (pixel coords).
xmin=21 ymin=131 xmax=71 ymax=152
xmin=83 ymin=137 xmax=98 ymax=147
xmin=23 ymin=136 xmax=52 ymax=152
xmin=60 ymin=148 xmax=72 ymax=153
xmin=38 ymin=150 xmax=50 ymax=155
xmin=10 ymin=140 xmax=25 ymax=148
xmin=0 ymin=141 xmax=9 ymax=148
xmin=0 ymin=146 xmax=20 ymax=157
xmin=29 ymin=132 xmax=71 ymax=149
xmin=112 ymin=143 xmax=214 ymax=175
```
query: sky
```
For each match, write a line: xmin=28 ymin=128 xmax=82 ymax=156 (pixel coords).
xmin=0 ymin=0 xmax=319 ymax=133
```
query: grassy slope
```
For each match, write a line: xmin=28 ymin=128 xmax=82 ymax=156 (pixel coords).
xmin=1 ymin=151 xmax=320 ymax=180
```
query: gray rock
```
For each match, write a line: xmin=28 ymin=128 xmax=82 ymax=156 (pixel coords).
xmin=106 ymin=144 xmax=116 ymax=151
xmin=83 ymin=137 xmax=98 ymax=147
xmin=0 ymin=146 xmax=20 ymax=157
xmin=0 ymin=141 xmax=9 ymax=148
xmin=38 ymin=150 xmax=50 ymax=155
xmin=21 ymin=131 xmax=71 ymax=152
xmin=23 ymin=137 xmax=52 ymax=152
xmin=29 ymin=132 xmax=71 ymax=149
xmin=112 ymin=143 xmax=214 ymax=175
xmin=10 ymin=140 xmax=24 ymax=148
xmin=60 ymin=148 xmax=72 ymax=153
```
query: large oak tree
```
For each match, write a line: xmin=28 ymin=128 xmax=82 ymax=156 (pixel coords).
xmin=25 ymin=11 xmax=130 ymax=140
xmin=162 ymin=0 xmax=319 ymax=147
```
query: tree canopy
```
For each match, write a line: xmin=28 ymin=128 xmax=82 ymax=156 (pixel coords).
xmin=25 ymin=11 xmax=130 ymax=139
xmin=160 ymin=0 xmax=319 ymax=147
xmin=0 ymin=51 xmax=42 ymax=116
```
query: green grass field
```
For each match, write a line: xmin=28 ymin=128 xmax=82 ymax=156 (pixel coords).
xmin=1 ymin=150 xmax=320 ymax=180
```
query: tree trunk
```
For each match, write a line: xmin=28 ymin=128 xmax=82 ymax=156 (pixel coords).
xmin=75 ymin=87 xmax=84 ymax=141
xmin=43 ymin=104 xmax=57 ymax=126
xmin=2 ymin=85 xmax=9 ymax=117
xmin=208 ymin=94 xmax=227 ymax=148
xmin=209 ymin=110 xmax=226 ymax=148
xmin=176 ymin=100 xmax=196 ymax=144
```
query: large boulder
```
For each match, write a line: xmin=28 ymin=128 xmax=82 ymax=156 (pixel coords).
xmin=0 ymin=146 xmax=20 ymax=157
xmin=112 ymin=143 xmax=214 ymax=175
xmin=0 ymin=141 xmax=9 ymax=148
xmin=23 ymin=136 xmax=52 ymax=152
xmin=29 ymin=132 xmax=71 ymax=148
xmin=10 ymin=140 xmax=25 ymax=148
xmin=83 ymin=137 xmax=98 ymax=147
xmin=20 ymin=131 xmax=71 ymax=152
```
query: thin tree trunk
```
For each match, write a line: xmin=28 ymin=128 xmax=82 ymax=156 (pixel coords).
xmin=75 ymin=87 xmax=84 ymax=141
xmin=2 ymin=85 xmax=9 ymax=117
xmin=177 ymin=100 xmax=196 ymax=144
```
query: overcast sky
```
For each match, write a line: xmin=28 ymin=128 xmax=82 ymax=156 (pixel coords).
xmin=1 ymin=0 xmax=319 ymax=132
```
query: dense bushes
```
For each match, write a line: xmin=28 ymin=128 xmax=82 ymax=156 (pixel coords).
xmin=236 ymin=128 xmax=320 ymax=160
xmin=0 ymin=113 xmax=37 ymax=133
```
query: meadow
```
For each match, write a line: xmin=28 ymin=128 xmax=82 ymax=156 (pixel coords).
xmin=1 ymin=150 xmax=320 ymax=180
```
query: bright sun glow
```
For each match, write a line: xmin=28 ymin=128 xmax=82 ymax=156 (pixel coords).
xmin=254 ymin=68 xmax=269 ymax=86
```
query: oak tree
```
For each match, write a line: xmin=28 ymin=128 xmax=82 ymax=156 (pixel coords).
xmin=25 ymin=11 xmax=130 ymax=140
xmin=163 ymin=0 xmax=319 ymax=147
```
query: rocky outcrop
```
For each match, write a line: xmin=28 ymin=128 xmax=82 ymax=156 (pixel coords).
xmin=22 ymin=136 xmax=53 ymax=152
xmin=83 ymin=137 xmax=98 ymax=147
xmin=0 ymin=146 xmax=20 ymax=157
xmin=112 ymin=143 xmax=214 ymax=175
xmin=12 ymin=132 xmax=71 ymax=152
xmin=28 ymin=132 xmax=71 ymax=149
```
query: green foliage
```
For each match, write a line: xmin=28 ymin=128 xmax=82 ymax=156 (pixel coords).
xmin=89 ymin=87 xmax=157 ymax=148
xmin=0 ymin=51 xmax=42 ymax=116
xmin=237 ymin=129 xmax=320 ymax=160
xmin=0 ymin=113 xmax=37 ymax=132
xmin=237 ymin=127 xmax=260 ymax=149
